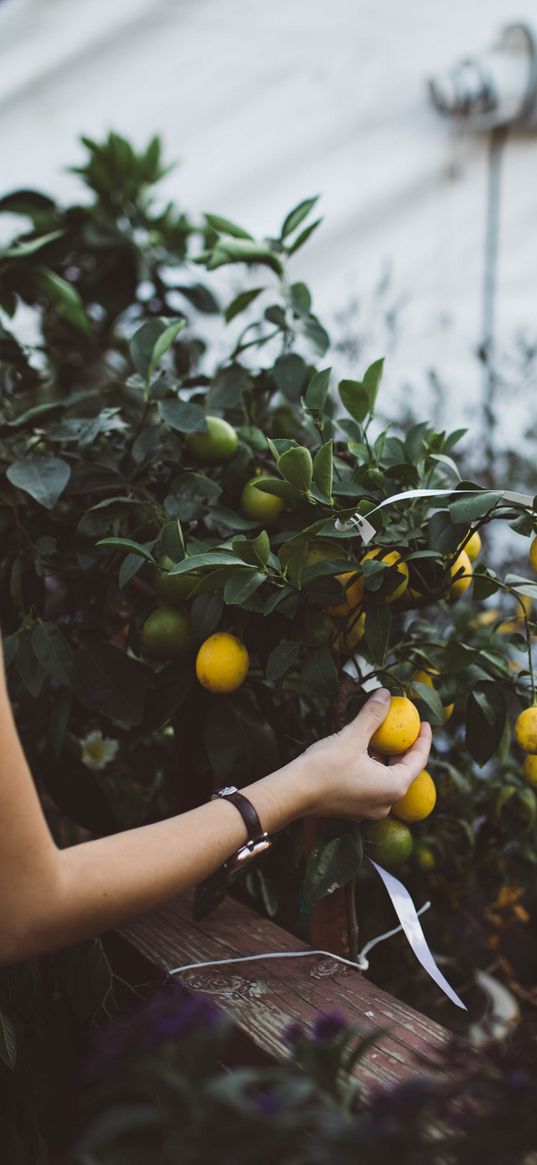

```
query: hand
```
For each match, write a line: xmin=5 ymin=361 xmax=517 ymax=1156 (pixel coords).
xmin=298 ymin=688 xmax=432 ymax=821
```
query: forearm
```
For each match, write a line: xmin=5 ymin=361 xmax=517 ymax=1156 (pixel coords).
xmin=4 ymin=756 xmax=312 ymax=964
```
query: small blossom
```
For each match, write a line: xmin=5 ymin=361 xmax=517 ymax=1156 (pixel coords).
xmin=312 ymin=1011 xmax=348 ymax=1042
xmin=81 ymin=729 xmax=119 ymax=771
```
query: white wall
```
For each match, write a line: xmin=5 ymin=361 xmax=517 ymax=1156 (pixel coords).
xmin=1 ymin=0 xmax=537 ymax=442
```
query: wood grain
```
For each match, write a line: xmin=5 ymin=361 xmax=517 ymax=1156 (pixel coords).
xmin=116 ymin=891 xmax=455 ymax=1091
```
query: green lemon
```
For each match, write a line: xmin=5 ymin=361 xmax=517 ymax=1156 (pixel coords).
xmin=154 ymin=555 xmax=199 ymax=606
xmin=141 ymin=607 xmax=196 ymax=659
xmin=186 ymin=416 xmax=238 ymax=464
xmin=363 ymin=818 xmax=414 ymax=866
xmin=240 ymin=477 xmax=285 ymax=524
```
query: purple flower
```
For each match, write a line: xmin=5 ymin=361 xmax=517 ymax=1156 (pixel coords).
xmin=312 ymin=1011 xmax=348 ymax=1042
xmin=284 ymin=1020 xmax=305 ymax=1048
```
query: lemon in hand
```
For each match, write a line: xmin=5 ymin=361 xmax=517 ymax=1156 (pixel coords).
xmin=370 ymin=695 xmax=421 ymax=757
xmin=392 ymin=769 xmax=437 ymax=823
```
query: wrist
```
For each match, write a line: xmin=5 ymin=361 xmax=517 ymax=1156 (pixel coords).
xmin=243 ymin=753 xmax=314 ymax=835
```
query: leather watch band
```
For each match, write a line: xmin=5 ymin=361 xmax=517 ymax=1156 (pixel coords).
xmin=211 ymin=785 xmax=272 ymax=873
xmin=220 ymin=789 xmax=264 ymax=842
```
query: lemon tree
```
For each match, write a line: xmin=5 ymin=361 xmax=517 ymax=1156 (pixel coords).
xmin=1 ymin=132 xmax=537 ymax=979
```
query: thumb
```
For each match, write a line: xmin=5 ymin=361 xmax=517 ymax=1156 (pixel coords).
xmin=354 ymin=688 xmax=391 ymax=741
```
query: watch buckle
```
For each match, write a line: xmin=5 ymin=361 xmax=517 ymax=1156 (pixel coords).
xmin=225 ymin=833 xmax=272 ymax=874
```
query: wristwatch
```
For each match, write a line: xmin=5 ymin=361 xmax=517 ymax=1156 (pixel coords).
xmin=211 ymin=785 xmax=272 ymax=873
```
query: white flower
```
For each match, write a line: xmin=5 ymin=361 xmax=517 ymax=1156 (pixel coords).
xmin=80 ymin=729 xmax=119 ymax=771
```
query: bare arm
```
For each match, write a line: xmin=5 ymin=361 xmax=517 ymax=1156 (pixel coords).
xmin=0 ymin=642 xmax=431 ymax=966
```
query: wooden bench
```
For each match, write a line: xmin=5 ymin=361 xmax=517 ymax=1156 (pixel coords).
xmin=106 ymin=890 xmax=455 ymax=1092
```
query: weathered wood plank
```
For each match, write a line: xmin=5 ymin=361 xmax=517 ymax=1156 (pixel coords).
xmin=115 ymin=891 xmax=454 ymax=1091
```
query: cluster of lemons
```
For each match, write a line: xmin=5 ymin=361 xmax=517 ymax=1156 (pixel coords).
xmin=514 ymin=535 xmax=537 ymax=790
xmin=140 ymin=416 xmax=254 ymax=695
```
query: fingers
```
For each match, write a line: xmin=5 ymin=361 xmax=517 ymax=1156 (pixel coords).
xmin=347 ymin=688 xmax=391 ymax=743
xmin=389 ymin=722 xmax=432 ymax=789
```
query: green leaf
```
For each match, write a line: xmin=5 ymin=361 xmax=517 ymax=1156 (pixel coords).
xmin=130 ymin=317 xmax=181 ymax=382
xmin=254 ymin=476 xmax=301 ymax=501
xmin=147 ymin=319 xmax=185 ymax=383
xmin=169 ymin=551 xmax=248 ymax=575
xmin=205 ymin=213 xmax=253 ymax=239
xmin=504 ymin=574 xmax=537 ymax=600
xmin=302 ymin=833 xmax=362 ymax=906
xmin=161 ymin=518 xmax=186 ymax=563
xmin=207 ymin=239 xmax=283 ymax=275
xmin=305 ymin=367 xmax=331 ymax=412
xmin=1 ymin=229 xmax=62 ymax=258
xmin=0 ymin=1009 xmax=17 ymax=1071
xmin=281 ymin=196 xmax=320 ymax=240
xmin=364 ymin=605 xmax=392 ymax=666
xmin=164 ymin=472 xmax=222 ymax=520
xmin=278 ymin=446 xmax=313 ymax=492
xmin=288 ymin=282 xmax=312 ymax=317
xmin=118 ymin=553 xmax=145 ymax=589
xmin=209 ymin=363 xmax=251 ymax=408
xmin=338 ymin=379 xmax=370 ymax=423
xmin=224 ymin=287 xmax=264 ymax=323
xmin=190 ymin=593 xmax=224 ymax=639
xmin=465 ymin=685 xmax=506 ymax=766
xmin=31 ymin=622 xmax=75 ymax=686
xmin=286 ymin=217 xmax=323 ymax=256
xmin=6 ymin=457 xmax=70 ymax=510
xmin=159 ymin=398 xmax=207 ymax=433
xmin=6 ymin=400 xmax=63 ymax=429
xmin=96 ymin=537 xmax=156 ymax=563
xmin=472 ymin=567 xmax=500 ymax=600
xmin=410 ymin=680 xmax=445 ymax=726
xmin=74 ymin=642 xmax=153 ymax=728
xmin=232 ymin=531 xmax=270 ymax=567
xmin=174 ymin=282 xmax=219 ymax=313
xmin=363 ymin=358 xmax=384 ymax=409
xmin=300 ymin=644 xmax=338 ymax=698
xmin=223 ymin=570 xmax=265 ymax=605
xmin=448 ymin=491 xmax=502 ymax=524
xmin=271 ymin=353 xmax=309 ymax=401
xmin=266 ymin=639 xmax=301 ymax=682
xmin=312 ymin=441 xmax=333 ymax=500
xmin=37 ymin=269 xmax=91 ymax=335
xmin=2 ymin=634 xmax=19 ymax=668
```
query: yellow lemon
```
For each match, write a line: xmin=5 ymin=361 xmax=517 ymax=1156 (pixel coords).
xmin=324 ymin=569 xmax=364 ymax=618
xmin=515 ymin=706 xmax=537 ymax=754
xmin=523 ymin=754 xmax=537 ymax=789
xmin=196 ymin=631 xmax=249 ymax=694
xmin=333 ymin=611 xmax=366 ymax=653
xmin=443 ymin=703 xmax=455 ymax=722
xmin=362 ymin=547 xmax=409 ymax=602
xmin=449 ymin=549 xmax=473 ymax=598
xmin=464 ymin=531 xmax=482 ymax=562
xmin=529 ymin=536 xmax=537 ymax=574
xmin=392 ymin=769 xmax=437 ymax=823
xmin=370 ymin=695 xmax=421 ymax=757
xmin=414 ymin=843 xmax=436 ymax=871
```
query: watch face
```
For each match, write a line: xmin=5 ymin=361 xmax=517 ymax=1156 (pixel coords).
xmin=219 ymin=785 xmax=239 ymax=797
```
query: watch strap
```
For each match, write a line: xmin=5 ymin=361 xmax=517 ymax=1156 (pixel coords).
xmin=218 ymin=789 xmax=264 ymax=842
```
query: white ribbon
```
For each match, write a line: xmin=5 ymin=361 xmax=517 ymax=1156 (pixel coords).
xmin=366 ymin=859 xmax=467 ymax=1010
xmin=334 ymin=486 xmax=534 ymax=544
xmin=167 ymin=860 xmax=466 ymax=1011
